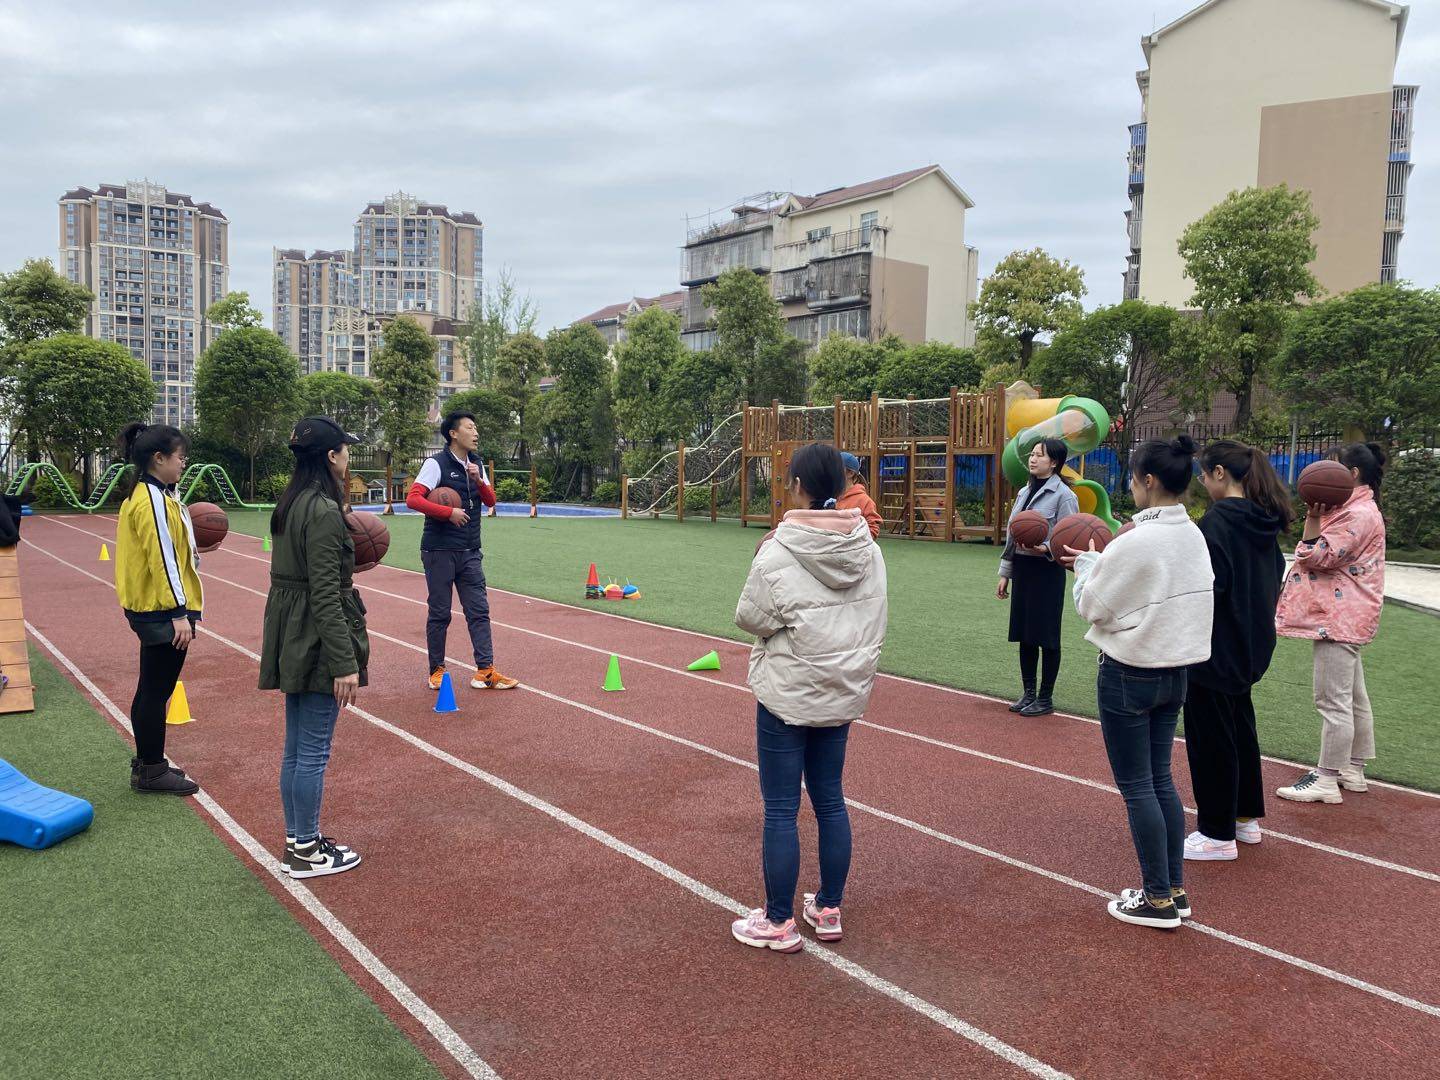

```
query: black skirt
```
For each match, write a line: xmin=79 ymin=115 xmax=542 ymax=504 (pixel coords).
xmin=1008 ymin=554 xmax=1066 ymax=650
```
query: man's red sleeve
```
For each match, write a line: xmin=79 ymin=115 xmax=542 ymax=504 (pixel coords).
xmin=406 ymin=483 xmax=453 ymax=521
xmin=474 ymin=477 xmax=497 ymax=508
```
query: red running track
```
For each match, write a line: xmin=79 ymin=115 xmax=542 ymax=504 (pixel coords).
xmin=22 ymin=515 xmax=1440 ymax=1080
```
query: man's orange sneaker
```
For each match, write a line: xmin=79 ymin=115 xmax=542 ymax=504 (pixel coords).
xmin=427 ymin=667 xmax=446 ymax=691
xmin=471 ymin=666 xmax=519 ymax=690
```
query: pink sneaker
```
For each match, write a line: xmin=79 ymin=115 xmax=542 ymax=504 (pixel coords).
xmin=731 ymin=908 xmax=802 ymax=952
xmin=802 ymin=893 xmax=842 ymax=941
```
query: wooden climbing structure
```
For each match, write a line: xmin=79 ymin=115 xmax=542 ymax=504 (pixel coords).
xmin=738 ymin=386 xmax=1009 ymax=543
xmin=0 ymin=545 xmax=34 ymax=713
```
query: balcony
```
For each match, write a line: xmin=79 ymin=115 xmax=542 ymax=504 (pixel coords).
xmin=681 ymin=288 xmax=713 ymax=332
xmin=773 ymin=227 xmax=873 ymax=273
xmin=805 ymin=252 xmax=871 ymax=310
xmin=1122 ymin=258 xmax=1141 ymax=301
xmin=1128 ymin=123 xmax=1147 ymax=188
xmin=772 ymin=267 xmax=807 ymax=302
xmin=1390 ymin=85 xmax=1418 ymax=162
xmin=681 ymin=230 xmax=772 ymax=286
xmin=786 ymin=306 xmax=871 ymax=348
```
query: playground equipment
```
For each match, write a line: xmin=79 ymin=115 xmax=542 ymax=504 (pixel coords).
xmin=0 ymin=758 xmax=93 ymax=849
xmin=623 ymin=411 xmax=743 ymax=521
xmin=6 ymin=461 xmax=272 ymax=512
xmin=1001 ymin=383 xmax=1120 ymax=532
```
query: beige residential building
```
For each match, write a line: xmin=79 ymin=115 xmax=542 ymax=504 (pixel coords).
xmin=574 ymin=290 xmax=685 ymax=348
xmin=273 ymin=249 xmax=356 ymax=375
xmin=1126 ymin=0 xmax=1417 ymax=305
xmin=58 ymin=180 xmax=229 ymax=426
xmin=679 ymin=165 xmax=979 ymax=352
xmin=275 ymin=192 xmax=483 ymax=401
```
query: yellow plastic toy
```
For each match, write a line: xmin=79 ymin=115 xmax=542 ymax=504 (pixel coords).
xmin=1002 ymin=382 xmax=1119 ymax=532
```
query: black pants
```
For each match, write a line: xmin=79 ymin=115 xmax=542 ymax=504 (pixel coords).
xmin=422 ymin=548 xmax=493 ymax=672
xmin=131 ymin=641 xmax=187 ymax=764
xmin=1183 ymin=682 xmax=1265 ymax=842
xmin=1019 ymin=643 xmax=1061 ymax=697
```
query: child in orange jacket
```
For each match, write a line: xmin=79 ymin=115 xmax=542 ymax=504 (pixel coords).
xmin=835 ymin=452 xmax=881 ymax=539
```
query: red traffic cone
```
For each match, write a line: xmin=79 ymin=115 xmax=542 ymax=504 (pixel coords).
xmin=585 ymin=562 xmax=601 ymax=600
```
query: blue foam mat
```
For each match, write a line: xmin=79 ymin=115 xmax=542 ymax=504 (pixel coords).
xmin=0 ymin=758 xmax=94 ymax=849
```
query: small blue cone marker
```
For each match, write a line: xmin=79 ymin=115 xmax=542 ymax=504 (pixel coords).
xmin=433 ymin=672 xmax=459 ymax=713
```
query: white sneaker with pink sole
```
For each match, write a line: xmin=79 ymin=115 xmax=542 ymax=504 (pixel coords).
xmin=731 ymin=909 xmax=802 ymax=953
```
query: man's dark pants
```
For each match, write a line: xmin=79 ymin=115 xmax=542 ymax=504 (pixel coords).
xmin=422 ymin=549 xmax=493 ymax=672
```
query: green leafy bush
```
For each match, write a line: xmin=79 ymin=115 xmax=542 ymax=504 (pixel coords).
xmin=1383 ymin=449 xmax=1440 ymax=548
xmin=495 ymin=477 xmax=527 ymax=503
xmin=591 ymin=480 xmax=620 ymax=505
xmin=683 ymin=485 xmax=712 ymax=513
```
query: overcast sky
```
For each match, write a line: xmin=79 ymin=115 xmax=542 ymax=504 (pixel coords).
xmin=1 ymin=0 xmax=1436 ymax=333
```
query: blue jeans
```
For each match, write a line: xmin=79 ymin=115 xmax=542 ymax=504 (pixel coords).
xmin=281 ymin=692 xmax=340 ymax=844
xmin=1097 ymin=656 xmax=1187 ymax=899
xmin=755 ymin=703 xmax=852 ymax=923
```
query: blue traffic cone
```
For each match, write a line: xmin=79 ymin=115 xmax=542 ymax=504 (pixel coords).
xmin=433 ymin=672 xmax=459 ymax=713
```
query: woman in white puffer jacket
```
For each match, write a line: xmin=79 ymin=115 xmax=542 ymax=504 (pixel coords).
xmin=730 ymin=443 xmax=889 ymax=953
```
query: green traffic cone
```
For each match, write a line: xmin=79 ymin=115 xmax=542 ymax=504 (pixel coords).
xmin=686 ymin=650 xmax=721 ymax=672
xmin=263 ymin=535 xmax=272 ymax=551
xmin=602 ymin=654 xmax=624 ymax=692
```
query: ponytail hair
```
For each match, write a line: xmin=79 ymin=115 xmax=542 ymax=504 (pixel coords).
xmin=1334 ymin=442 xmax=1386 ymax=497
xmin=787 ymin=442 xmax=846 ymax=511
xmin=1199 ymin=438 xmax=1294 ymax=528
xmin=1132 ymin=433 xmax=1197 ymax=496
xmin=118 ymin=421 xmax=188 ymax=476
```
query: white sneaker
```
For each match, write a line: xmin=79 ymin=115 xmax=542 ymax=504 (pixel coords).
xmin=1184 ymin=831 xmax=1238 ymax=861
xmin=1235 ymin=819 xmax=1262 ymax=846
xmin=1338 ymin=764 xmax=1369 ymax=793
xmin=1277 ymin=771 xmax=1343 ymax=804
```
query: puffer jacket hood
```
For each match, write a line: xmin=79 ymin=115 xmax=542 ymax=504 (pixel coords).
xmin=774 ymin=508 xmax=872 ymax=590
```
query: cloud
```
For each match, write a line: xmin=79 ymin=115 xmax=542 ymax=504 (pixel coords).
xmin=1 ymin=0 xmax=1434 ymax=336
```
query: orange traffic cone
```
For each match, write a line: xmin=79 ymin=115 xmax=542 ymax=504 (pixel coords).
xmin=585 ymin=562 xmax=601 ymax=600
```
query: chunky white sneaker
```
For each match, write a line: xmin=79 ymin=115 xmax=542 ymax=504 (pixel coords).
xmin=1183 ymin=831 xmax=1238 ymax=861
xmin=1338 ymin=764 xmax=1369 ymax=793
xmin=802 ymin=893 xmax=842 ymax=941
xmin=730 ymin=908 xmax=802 ymax=953
xmin=1235 ymin=819 xmax=1262 ymax=846
xmin=1277 ymin=771 xmax=1343 ymax=804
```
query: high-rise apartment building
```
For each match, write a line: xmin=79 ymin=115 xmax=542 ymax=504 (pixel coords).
xmin=58 ymin=180 xmax=229 ymax=426
xmin=273 ymin=249 xmax=356 ymax=375
xmin=1124 ymin=0 xmax=1417 ymax=305
xmin=274 ymin=192 xmax=482 ymax=399
xmin=679 ymin=165 xmax=978 ymax=353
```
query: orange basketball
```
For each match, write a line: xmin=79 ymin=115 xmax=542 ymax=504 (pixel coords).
xmin=1115 ymin=520 xmax=1137 ymax=538
xmin=1051 ymin=513 xmax=1113 ymax=566
xmin=1009 ymin=509 xmax=1049 ymax=547
xmin=188 ymin=502 xmax=229 ymax=549
xmin=1297 ymin=459 xmax=1355 ymax=508
xmin=345 ymin=511 xmax=390 ymax=571
xmin=430 ymin=487 xmax=462 ymax=509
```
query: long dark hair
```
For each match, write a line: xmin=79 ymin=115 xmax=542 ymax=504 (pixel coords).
xmin=118 ymin=422 xmax=187 ymax=477
xmin=1334 ymin=442 xmax=1386 ymax=497
xmin=1034 ymin=437 xmax=1071 ymax=484
xmin=270 ymin=448 xmax=346 ymax=535
xmin=1200 ymin=439 xmax=1294 ymax=528
xmin=1133 ymin=434 xmax=1197 ymax=495
xmin=788 ymin=443 xmax=846 ymax=510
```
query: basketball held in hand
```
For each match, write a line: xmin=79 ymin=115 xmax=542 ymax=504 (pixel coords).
xmin=1009 ymin=509 xmax=1049 ymax=548
xmin=1297 ymin=460 xmax=1355 ymax=509
xmin=189 ymin=502 xmax=229 ymax=550
xmin=430 ymin=487 xmax=462 ymax=509
xmin=346 ymin=511 xmax=390 ymax=571
xmin=1115 ymin=521 xmax=1136 ymax=539
xmin=1051 ymin=513 xmax=1113 ymax=567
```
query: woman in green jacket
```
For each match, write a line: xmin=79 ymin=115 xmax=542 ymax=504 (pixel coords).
xmin=259 ymin=417 xmax=369 ymax=879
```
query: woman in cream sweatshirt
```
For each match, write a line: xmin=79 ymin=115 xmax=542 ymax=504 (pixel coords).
xmin=1065 ymin=436 xmax=1214 ymax=930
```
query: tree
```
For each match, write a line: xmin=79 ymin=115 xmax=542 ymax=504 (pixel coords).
xmin=372 ymin=315 xmax=440 ymax=512
xmin=1277 ymin=283 xmax=1440 ymax=441
xmin=0 ymin=259 xmax=94 ymax=453
xmin=613 ymin=304 xmax=684 ymax=471
xmin=194 ymin=327 xmax=302 ymax=498
xmin=19 ymin=335 xmax=153 ymax=495
xmin=662 ymin=349 xmax=739 ymax=443
xmin=460 ymin=268 xmax=538 ymax=387
xmin=703 ymin=268 xmax=805 ymax=404
xmin=1177 ymin=184 xmax=1321 ymax=431
xmin=969 ymin=248 xmax=1086 ymax=372
xmin=543 ymin=323 xmax=614 ymax=498
xmin=206 ymin=291 xmax=264 ymax=330
xmin=1033 ymin=300 xmax=1191 ymax=480
xmin=493 ymin=330 xmax=547 ymax=462
xmin=809 ymin=333 xmax=882 ymax=402
xmin=441 ymin=386 xmax=515 ymax=466
xmin=298 ymin=371 xmax=378 ymax=441
xmin=875 ymin=341 xmax=983 ymax=399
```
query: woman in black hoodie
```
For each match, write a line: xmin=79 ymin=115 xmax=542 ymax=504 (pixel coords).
xmin=1183 ymin=440 xmax=1293 ymax=862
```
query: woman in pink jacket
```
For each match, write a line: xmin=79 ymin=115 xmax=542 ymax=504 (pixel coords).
xmin=1275 ymin=443 xmax=1387 ymax=806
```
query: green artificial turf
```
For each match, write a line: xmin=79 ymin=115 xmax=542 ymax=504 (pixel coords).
xmin=0 ymin=648 xmax=443 ymax=1080
xmin=227 ymin=510 xmax=1440 ymax=792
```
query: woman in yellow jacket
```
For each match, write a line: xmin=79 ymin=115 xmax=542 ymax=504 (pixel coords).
xmin=115 ymin=422 xmax=209 ymax=795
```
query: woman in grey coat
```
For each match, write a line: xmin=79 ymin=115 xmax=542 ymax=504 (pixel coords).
xmin=997 ymin=438 xmax=1078 ymax=716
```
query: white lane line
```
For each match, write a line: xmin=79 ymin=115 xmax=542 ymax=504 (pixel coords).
xmin=24 ymin=542 xmax=1070 ymax=1080
xmin=26 ymin=537 xmax=1440 ymax=1022
xmin=54 ymin=515 xmax=1440 ymax=803
xmin=23 ymin=620 xmax=501 ymax=1080
xmin=80 ymin=517 xmax=1434 ymax=885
